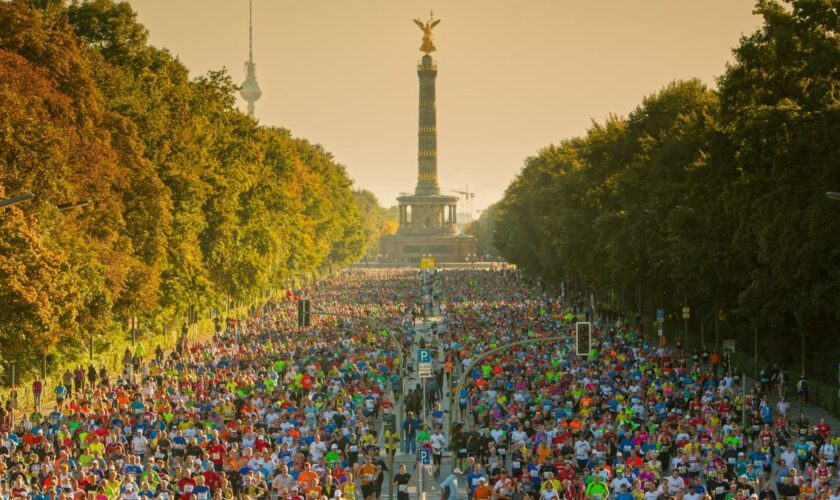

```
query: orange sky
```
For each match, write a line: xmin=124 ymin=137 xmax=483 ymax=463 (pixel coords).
xmin=132 ymin=0 xmax=762 ymax=218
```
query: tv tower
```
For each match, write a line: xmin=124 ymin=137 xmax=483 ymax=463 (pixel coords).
xmin=239 ymin=0 xmax=262 ymax=118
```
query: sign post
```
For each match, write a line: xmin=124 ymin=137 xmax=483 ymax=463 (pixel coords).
xmin=418 ymin=349 xmax=432 ymax=419
xmin=682 ymin=306 xmax=690 ymax=349
xmin=418 ymin=349 xmax=432 ymax=378
xmin=419 ymin=447 xmax=431 ymax=500
xmin=723 ymin=339 xmax=736 ymax=354
xmin=656 ymin=308 xmax=665 ymax=346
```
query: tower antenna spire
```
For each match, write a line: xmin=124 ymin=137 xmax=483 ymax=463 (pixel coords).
xmin=240 ymin=0 xmax=262 ymax=118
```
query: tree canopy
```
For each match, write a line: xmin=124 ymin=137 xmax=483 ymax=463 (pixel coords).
xmin=494 ymin=0 xmax=840 ymax=381
xmin=0 ymin=0 xmax=371 ymax=372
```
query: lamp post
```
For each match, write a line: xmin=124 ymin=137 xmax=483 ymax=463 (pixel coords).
xmin=57 ymin=199 xmax=91 ymax=212
xmin=827 ymin=192 xmax=840 ymax=201
xmin=0 ymin=192 xmax=34 ymax=210
xmin=128 ymin=316 xmax=139 ymax=345
xmin=448 ymin=335 xmax=567 ymax=436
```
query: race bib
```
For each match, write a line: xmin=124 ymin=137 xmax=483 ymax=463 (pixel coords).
xmin=399 ymin=485 xmax=408 ymax=493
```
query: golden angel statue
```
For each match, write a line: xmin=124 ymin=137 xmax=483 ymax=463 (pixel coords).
xmin=414 ymin=11 xmax=441 ymax=54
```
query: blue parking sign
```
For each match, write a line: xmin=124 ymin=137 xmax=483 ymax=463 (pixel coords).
xmin=418 ymin=349 xmax=431 ymax=363
xmin=656 ymin=308 xmax=665 ymax=322
xmin=420 ymin=448 xmax=431 ymax=465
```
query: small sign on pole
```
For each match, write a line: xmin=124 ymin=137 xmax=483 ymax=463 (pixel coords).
xmin=420 ymin=257 xmax=436 ymax=270
xmin=656 ymin=308 xmax=665 ymax=323
xmin=420 ymin=448 xmax=431 ymax=465
xmin=682 ymin=307 xmax=690 ymax=319
xmin=723 ymin=339 xmax=736 ymax=354
xmin=418 ymin=349 xmax=432 ymax=378
xmin=418 ymin=349 xmax=431 ymax=363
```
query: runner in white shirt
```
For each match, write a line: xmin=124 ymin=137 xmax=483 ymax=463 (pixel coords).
xmin=610 ymin=471 xmax=632 ymax=494
xmin=666 ymin=470 xmax=685 ymax=495
xmin=822 ymin=442 xmax=837 ymax=465
xmin=430 ymin=428 xmax=447 ymax=477
xmin=574 ymin=438 xmax=591 ymax=470
xmin=539 ymin=481 xmax=560 ymax=500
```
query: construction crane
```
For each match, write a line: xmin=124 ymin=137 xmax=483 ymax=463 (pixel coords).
xmin=450 ymin=186 xmax=475 ymax=224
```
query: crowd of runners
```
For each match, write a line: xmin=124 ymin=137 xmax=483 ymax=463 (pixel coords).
xmin=0 ymin=267 xmax=838 ymax=500
xmin=0 ymin=269 xmax=420 ymax=499
xmin=431 ymin=270 xmax=840 ymax=500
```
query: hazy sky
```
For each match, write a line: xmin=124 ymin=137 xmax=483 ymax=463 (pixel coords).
xmin=132 ymin=0 xmax=763 ymax=216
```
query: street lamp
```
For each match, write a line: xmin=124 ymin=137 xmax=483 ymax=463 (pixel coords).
xmin=0 ymin=192 xmax=34 ymax=210
xmin=128 ymin=316 xmax=139 ymax=345
xmin=57 ymin=199 xmax=92 ymax=212
xmin=828 ymin=192 xmax=840 ymax=201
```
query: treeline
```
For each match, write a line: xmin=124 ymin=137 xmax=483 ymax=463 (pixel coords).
xmin=494 ymin=1 xmax=840 ymax=380
xmin=352 ymin=189 xmax=399 ymax=257
xmin=464 ymin=203 xmax=501 ymax=260
xmin=0 ymin=0 xmax=374 ymax=373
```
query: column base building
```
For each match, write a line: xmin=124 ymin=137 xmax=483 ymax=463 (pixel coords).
xmin=380 ymin=20 xmax=476 ymax=264
xmin=380 ymin=194 xmax=475 ymax=264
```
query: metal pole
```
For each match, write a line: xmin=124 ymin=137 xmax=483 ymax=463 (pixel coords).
xmin=10 ymin=362 xmax=15 ymax=426
xmin=741 ymin=372 xmax=747 ymax=428
xmin=423 ymin=381 xmax=427 ymax=422
xmin=801 ymin=328 xmax=805 ymax=377
xmin=714 ymin=299 xmax=719 ymax=351
xmin=388 ymin=436 xmax=394 ymax=500
xmin=42 ymin=354 xmax=47 ymax=379
xmin=419 ymin=458 xmax=424 ymax=500
xmin=89 ymin=335 xmax=94 ymax=362
xmin=0 ymin=192 xmax=34 ymax=210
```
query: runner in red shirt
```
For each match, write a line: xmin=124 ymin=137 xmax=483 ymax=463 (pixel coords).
xmin=209 ymin=439 xmax=227 ymax=472
xmin=177 ymin=470 xmax=197 ymax=499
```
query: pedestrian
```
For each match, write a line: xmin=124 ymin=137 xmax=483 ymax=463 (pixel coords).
xmin=439 ymin=468 xmax=462 ymax=500
xmin=54 ymin=381 xmax=66 ymax=409
xmin=797 ymin=375 xmax=809 ymax=406
xmin=31 ymin=378 xmax=42 ymax=411
xmin=393 ymin=464 xmax=411 ymax=500
xmin=73 ymin=366 xmax=84 ymax=393
xmin=402 ymin=411 xmax=418 ymax=455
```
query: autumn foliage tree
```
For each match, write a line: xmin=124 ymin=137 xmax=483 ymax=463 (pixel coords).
xmin=0 ymin=0 xmax=369 ymax=375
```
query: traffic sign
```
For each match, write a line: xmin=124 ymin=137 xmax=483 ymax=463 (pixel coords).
xmin=418 ymin=363 xmax=432 ymax=378
xmin=723 ymin=339 xmax=736 ymax=353
xmin=420 ymin=448 xmax=431 ymax=465
xmin=418 ymin=349 xmax=431 ymax=363
xmin=656 ymin=308 xmax=665 ymax=323
xmin=682 ymin=307 xmax=690 ymax=319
